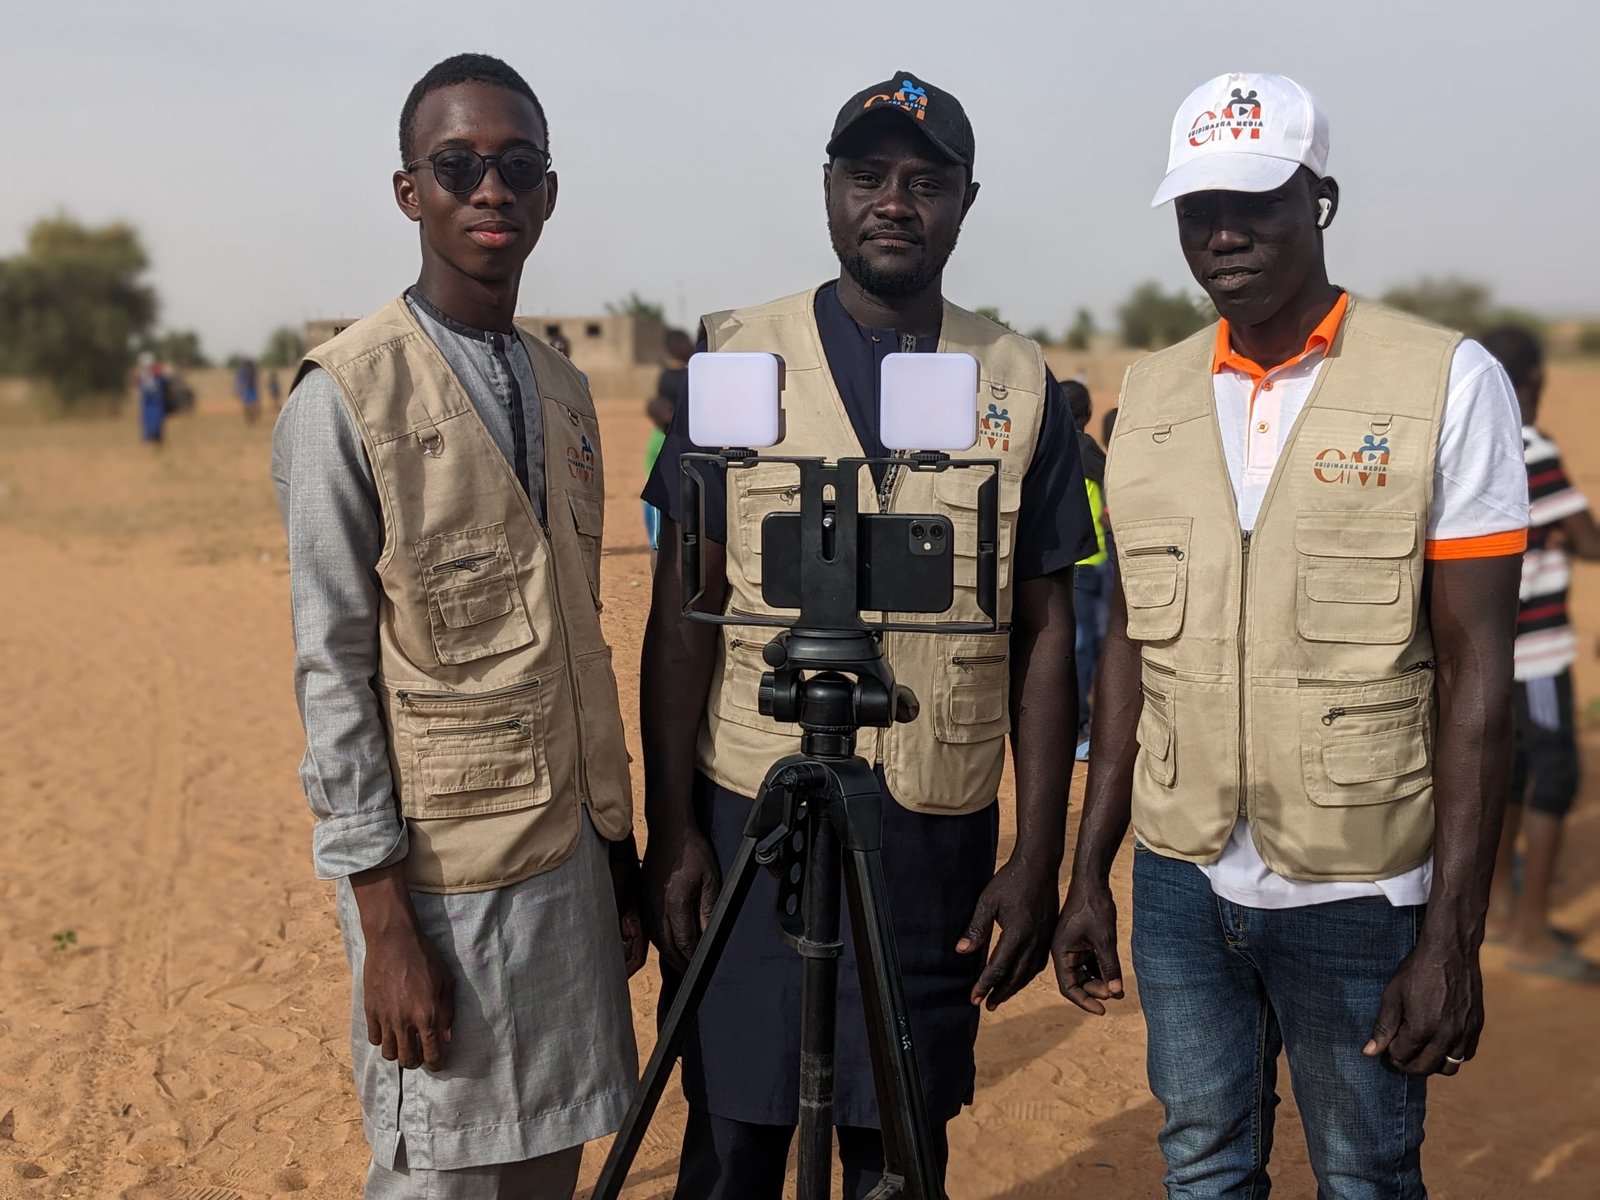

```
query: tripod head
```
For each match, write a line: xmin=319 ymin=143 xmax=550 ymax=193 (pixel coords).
xmin=757 ymin=628 xmax=920 ymax=760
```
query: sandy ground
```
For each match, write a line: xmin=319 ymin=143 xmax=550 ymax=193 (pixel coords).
xmin=1 ymin=363 xmax=1598 ymax=1200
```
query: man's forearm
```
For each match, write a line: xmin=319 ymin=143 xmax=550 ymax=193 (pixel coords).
xmin=1007 ymin=574 xmax=1076 ymax=870
xmin=1069 ymin=603 xmax=1141 ymax=887
xmin=1424 ymin=657 xmax=1514 ymax=943
xmin=350 ymin=863 xmax=424 ymax=941
xmin=641 ymin=526 xmax=723 ymax=832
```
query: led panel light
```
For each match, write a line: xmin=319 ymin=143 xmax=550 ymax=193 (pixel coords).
xmin=687 ymin=352 xmax=781 ymax=448
xmin=879 ymin=353 xmax=979 ymax=452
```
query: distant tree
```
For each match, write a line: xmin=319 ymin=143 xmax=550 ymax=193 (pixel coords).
xmin=1580 ymin=325 xmax=1600 ymax=356
xmin=0 ymin=214 xmax=158 ymax=403
xmin=1116 ymin=282 xmax=1210 ymax=349
xmin=143 ymin=328 xmax=209 ymax=369
xmin=604 ymin=291 xmax=665 ymax=321
xmin=1379 ymin=278 xmax=1493 ymax=333
xmin=974 ymin=306 xmax=1014 ymax=331
xmin=1064 ymin=307 xmax=1096 ymax=351
xmin=261 ymin=325 xmax=306 ymax=369
xmin=1024 ymin=325 xmax=1055 ymax=345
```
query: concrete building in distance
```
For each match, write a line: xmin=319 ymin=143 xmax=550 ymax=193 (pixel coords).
xmin=303 ymin=311 xmax=664 ymax=399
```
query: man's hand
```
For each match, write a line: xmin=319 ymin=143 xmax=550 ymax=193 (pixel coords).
xmin=1364 ymin=934 xmax=1483 ymax=1077
xmin=1050 ymin=877 xmax=1125 ymax=1015
xmin=641 ymin=827 xmax=721 ymax=974
xmin=362 ymin=926 xmax=455 ymax=1071
xmin=609 ymin=833 xmax=648 ymax=978
xmin=957 ymin=856 xmax=1059 ymax=1010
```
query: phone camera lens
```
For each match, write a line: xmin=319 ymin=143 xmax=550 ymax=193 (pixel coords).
xmin=910 ymin=523 xmax=926 ymax=539
xmin=931 ymin=523 xmax=945 ymax=540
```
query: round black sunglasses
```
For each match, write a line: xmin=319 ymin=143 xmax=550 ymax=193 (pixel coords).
xmin=406 ymin=146 xmax=552 ymax=195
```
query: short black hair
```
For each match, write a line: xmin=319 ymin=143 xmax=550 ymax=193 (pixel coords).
xmin=399 ymin=53 xmax=547 ymax=164
xmin=1479 ymin=325 xmax=1543 ymax=390
xmin=1061 ymin=378 xmax=1092 ymax=428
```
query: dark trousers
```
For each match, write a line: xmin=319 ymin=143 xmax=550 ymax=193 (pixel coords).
xmin=674 ymin=1107 xmax=951 ymax=1200
xmin=1512 ymin=670 xmax=1580 ymax=817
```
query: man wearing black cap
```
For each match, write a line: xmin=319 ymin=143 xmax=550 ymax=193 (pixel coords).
xmin=640 ymin=72 xmax=1095 ymax=1198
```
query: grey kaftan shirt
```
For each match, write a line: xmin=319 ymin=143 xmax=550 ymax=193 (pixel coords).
xmin=271 ymin=292 xmax=635 ymax=1170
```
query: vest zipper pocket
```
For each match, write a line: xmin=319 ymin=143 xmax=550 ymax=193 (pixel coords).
xmin=1322 ymin=697 xmax=1420 ymax=727
xmin=1126 ymin=545 xmax=1185 ymax=561
xmin=426 ymin=719 xmax=531 ymax=738
xmin=397 ymin=678 xmax=542 ymax=707
xmin=1299 ymin=660 xmax=1436 ymax=688
xmin=952 ymin=653 xmax=1006 ymax=672
xmin=745 ymin=484 xmax=799 ymax=504
xmin=430 ymin=552 xmax=498 ymax=574
xmin=1142 ymin=659 xmax=1178 ymax=677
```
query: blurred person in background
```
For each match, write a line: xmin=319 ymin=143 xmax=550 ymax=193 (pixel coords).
xmin=1066 ymin=378 xmax=1109 ymax=760
xmin=548 ymin=330 xmax=573 ymax=357
xmin=235 ymin=356 xmax=260 ymax=424
xmin=135 ymin=351 xmax=167 ymax=447
xmin=268 ymin=369 xmax=282 ymax=411
xmin=271 ymin=52 xmax=641 ymax=1199
xmin=1482 ymin=324 xmax=1600 ymax=984
xmin=644 ymin=328 xmax=692 ymax=551
xmin=1054 ymin=72 xmax=1528 ymax=1198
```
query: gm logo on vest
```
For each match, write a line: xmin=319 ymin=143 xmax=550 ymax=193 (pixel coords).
xmin=567 ymin=435 xmax=596 ymax=484
xmin=1188 ymin=88 xmax=1264 ymax=147
xmin=981 ymin=404 xmax=1012 ymax=452
xmin=1314 ymin=434 xmax=1390 ymax=487
xmin=864 ymin=80 xmax=928 ymax=121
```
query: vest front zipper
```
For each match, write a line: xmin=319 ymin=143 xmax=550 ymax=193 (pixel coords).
xmin=426 ymin=719 xmax=531 ymax=737
xmin=1237 ymin=530 xmax=1252 ymax=817
xmin=1322 ymin=697 xmax=1420 ymax=727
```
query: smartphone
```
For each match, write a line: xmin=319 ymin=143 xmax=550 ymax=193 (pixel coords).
xmin=760 ymin=512 xmax=955 ymax=615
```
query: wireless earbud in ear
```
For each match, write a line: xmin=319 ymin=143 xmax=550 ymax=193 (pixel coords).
xmin=1316 ymin=198 xmax=1333 ymax=228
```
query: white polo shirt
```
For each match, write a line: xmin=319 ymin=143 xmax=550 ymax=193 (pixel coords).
xmin=1197 ymin=295 xmax=1529 ymax=909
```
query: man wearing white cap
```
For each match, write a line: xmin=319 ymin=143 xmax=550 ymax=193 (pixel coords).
xmin=1051 ymin=73 xmax=1529 ymax=1197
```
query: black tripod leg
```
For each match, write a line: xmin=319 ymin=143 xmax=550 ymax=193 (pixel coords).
xmin=591 ymin=826 xmax=768 ymax=1200
xmin=834 ymin=787 xmax=942 ymax=1200
xmin=796 ymin=797 xmax=843 ymax=1200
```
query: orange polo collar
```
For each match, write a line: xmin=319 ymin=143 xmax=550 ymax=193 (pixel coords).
xmin=1213 ymin=292 xmax=1350 ymax=381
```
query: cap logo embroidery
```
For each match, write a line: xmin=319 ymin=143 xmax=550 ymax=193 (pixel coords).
xmin=865 ymin=79 xmax=928 ymax=121
xmin=1188 ymin=88 xmax=1264 ymax=147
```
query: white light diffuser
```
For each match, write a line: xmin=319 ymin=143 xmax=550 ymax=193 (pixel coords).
xmin=687 ymin=352 xmax=782 ymax=448
xmin=879 ymin=353 xmax=978 ymax=452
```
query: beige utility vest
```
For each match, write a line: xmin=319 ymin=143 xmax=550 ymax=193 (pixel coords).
xmin=695 ymin=288 xmax=1046 ymax=815
xmin=299 ymin=297 xmax=633 ymax=893
xmin=1106 ymin=299 xmax=1459 ymax=881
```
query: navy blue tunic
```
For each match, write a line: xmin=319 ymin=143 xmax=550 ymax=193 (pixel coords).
xmin=644 ymin=283 xmax=1094 ymax=1128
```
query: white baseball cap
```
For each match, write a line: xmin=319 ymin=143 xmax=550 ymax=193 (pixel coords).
xmin=1150 ymin=72 xmax=1329 ymax=207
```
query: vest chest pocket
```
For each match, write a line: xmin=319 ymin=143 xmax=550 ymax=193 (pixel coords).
xmin=568 ymin=493 xmax=604 ymax=610
xmin=1136 ymin=693 xmax=1176 ymax=788
xmin=932 ymin=468 xmax=1020 ymax=591
xmin=732 ymin=464 xmax=802 ymax=586
xmin=415 ymin=524 xmax=536 ymax=666
xmin=1295 ymin=513 xmax=1417 ymax=645
xmin=1116 ymin=518 xmax=1192 ymax=643
xmin=932 ymin=635 xmax=1011 ymax=744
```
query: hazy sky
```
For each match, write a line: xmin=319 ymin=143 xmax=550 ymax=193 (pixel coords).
xmin=4 ymin=0 xmax=1596 ymax=357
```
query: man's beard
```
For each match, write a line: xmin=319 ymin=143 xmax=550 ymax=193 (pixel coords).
xmin=828 ymin=215 xmax=958 ymax=300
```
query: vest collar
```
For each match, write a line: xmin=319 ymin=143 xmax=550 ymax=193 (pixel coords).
xmin=405 ymin=286 xmax=516 ymax=342
xmin=1213 ymin=291 xmax=1350 ymax=381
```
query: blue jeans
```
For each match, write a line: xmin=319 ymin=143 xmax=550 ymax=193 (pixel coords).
xmin=1132 ymin=847 xmax=1428 ymax=1199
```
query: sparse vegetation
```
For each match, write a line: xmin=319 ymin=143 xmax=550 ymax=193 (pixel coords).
xmin=604 ymin=291 xmax=665 ymax=321
xmin=1116 ymin=281 xmax=1211 ymax=349
xmin=1064 ymin=308 xmax=1096 ymax=351
xmin=260 ymin=326 xmax=306 ymax=369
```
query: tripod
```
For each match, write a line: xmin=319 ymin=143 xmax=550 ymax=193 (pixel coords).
xmin=593 ymin=629 xmax=942 ymax=1200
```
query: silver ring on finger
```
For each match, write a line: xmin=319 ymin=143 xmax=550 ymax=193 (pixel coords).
xmin=1444 ymin=1055 xmax=1465 ymax=1066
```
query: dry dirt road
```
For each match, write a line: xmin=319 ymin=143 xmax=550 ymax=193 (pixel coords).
xmin=1 ymin=367 xmax=1597 ymax=1199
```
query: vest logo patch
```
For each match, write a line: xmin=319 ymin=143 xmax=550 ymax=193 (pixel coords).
xmin=864 ymin=79 xmax=927 ymax=121
xmin=1314 ymin=435 xmax=1390 ymax=487
xmin=567 ymin=435 xmax=596 ymax=484
xmin=981 ymin=404 xmax=1012 ymax=452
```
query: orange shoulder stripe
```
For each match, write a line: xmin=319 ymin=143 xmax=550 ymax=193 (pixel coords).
xmin=1423 ymin=529 xmax=1528 ymax=561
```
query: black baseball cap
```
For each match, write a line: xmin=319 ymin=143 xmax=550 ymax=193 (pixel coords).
xmin=826 ymin=71 xmax=975 ymax=168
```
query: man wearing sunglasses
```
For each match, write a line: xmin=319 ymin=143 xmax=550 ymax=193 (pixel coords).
xmin=272 ymin=53 xmax=641 ymax=1199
